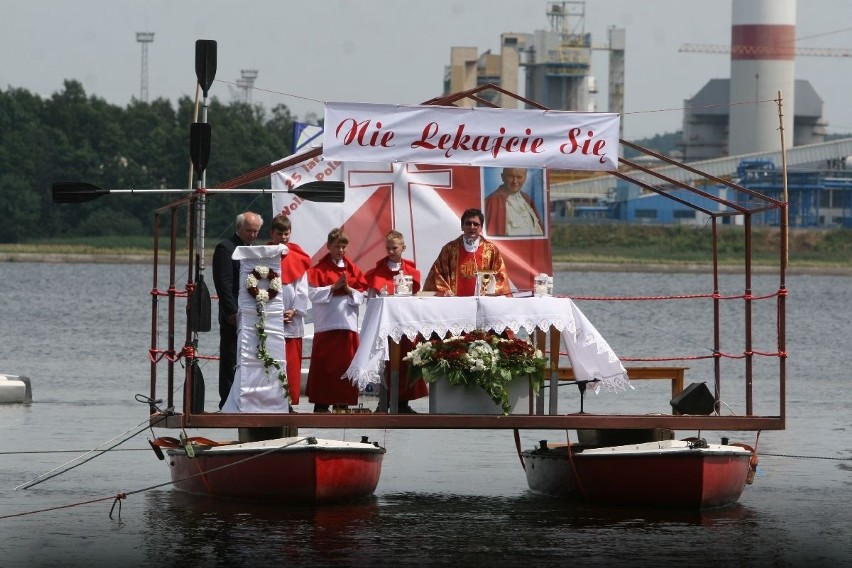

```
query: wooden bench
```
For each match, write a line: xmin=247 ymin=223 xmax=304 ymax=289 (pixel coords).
xmin=555 ymin=366 xmax=688 ymax=401
xmin=531 ymin=329 xmax=689 ymax=415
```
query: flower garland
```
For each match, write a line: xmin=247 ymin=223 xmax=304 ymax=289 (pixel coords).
xmin=245 ymin=265 xmax=289 ymax=402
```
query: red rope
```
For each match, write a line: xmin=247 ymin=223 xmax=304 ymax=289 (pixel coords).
xmin=567 ymin=293 xmax=713 ymax=301
xmin=564 ymin=290 xmax=782 ymax=302
xmin=147 ymin=349 xmax=181 ymax=363
xmin=582 ymin=350 xmax=784 ymax=363
xmin=620 ymin=355 xmax=716 ymax=362
xmin=148 ymin=348 xmax=219 ymax=363
xmin=751 ymin=349 xmax=786 ymax=357
xmin=150 ymin=288 xmax=188 ymax=298
xmin=147 ymin=349 xmax=168 ymax=363
xmin=621 ymin=352 xmax=783 ymax=361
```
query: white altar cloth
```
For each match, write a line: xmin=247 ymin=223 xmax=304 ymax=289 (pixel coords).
xmin=344 ymin=296 xmax=629 ymax=393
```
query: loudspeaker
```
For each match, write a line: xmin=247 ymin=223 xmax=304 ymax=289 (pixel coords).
xmin=670 ymin=382 xmax=715 ymax=415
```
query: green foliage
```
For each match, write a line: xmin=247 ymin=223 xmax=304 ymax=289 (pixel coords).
xmin=551 ymin=224 xmax=852 ymax=266
xmin=0 ymin=235 xmax=186 ymax=254
xmin=76 ymin=208 xmax=146 ymax=236
xmin=809 ymin=228 xmax=852 ymax=253
xmin=0 ymin=82 xmax=296 ymax=243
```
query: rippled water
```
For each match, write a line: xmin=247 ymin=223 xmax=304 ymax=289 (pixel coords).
xmin=1 ymin=262 xmax=850 ymax=566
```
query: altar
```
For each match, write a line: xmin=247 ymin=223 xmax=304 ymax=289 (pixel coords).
xmin=344 ymin=296 xmax=629 ymax=412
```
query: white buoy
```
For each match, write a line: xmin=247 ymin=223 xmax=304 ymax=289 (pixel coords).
xmin=0 ymin=374 xmax=33 ymax=404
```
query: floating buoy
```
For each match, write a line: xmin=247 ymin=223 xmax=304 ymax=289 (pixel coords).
xmin=0 ymin=374 xmax=32 ymax=404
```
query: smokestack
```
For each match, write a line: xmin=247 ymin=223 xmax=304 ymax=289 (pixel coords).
xmin=728 ymin=0 xmax=796 ymax=156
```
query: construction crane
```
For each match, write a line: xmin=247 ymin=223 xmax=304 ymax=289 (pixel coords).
xmin=679 ymin=43 xmax=852 ymax=57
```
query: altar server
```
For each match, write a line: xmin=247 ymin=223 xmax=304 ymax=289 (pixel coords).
xmin=268 ymin=214 xmax=311 ymax=407
xmin=365 ymin=230 xmax=427 ymax=413
xmin=306 ymin=228 xmax=368 ymax=412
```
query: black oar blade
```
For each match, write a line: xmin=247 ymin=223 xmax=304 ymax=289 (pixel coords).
xmin=291 ymin=181 xmax=345 ymax=203
xmin=194 ymin=39 xmax=217 ymax=96
xmin=51 ymin=181 xmax=107 ymax=204
xmin=190 ymin=360 xmax=206 ymax=414
xmin=189 ymin=274 xmax=212 ymax=332
xmin=190 ymin=122 xmax=212 ymax=175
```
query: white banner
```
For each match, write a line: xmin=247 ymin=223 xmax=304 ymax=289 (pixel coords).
xmin=323 ymin=102 xmax=619 ymax=171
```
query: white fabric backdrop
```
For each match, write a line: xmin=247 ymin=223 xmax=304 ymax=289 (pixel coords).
xmin=221 ymin=245 xmax=290 ymax=413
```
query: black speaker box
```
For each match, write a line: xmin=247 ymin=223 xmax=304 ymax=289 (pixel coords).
xmin=670 ymin=381 xmax=715 ymax=415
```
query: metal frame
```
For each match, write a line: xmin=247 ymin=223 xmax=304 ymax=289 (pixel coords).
xmin=147 ymin=83 xmax=787 ymax=433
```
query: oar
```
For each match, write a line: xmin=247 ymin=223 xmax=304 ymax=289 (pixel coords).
xmin=51 ymin=180 xmax=345 ymax=204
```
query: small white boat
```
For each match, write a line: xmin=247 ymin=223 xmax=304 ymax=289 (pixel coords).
xmin=0 ymin=374 xmax=32 ymax=404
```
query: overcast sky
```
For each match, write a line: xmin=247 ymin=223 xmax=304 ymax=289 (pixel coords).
xmin=4 ymin=0 xmax=852 ymax=140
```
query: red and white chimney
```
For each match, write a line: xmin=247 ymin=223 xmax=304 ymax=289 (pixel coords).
xmin=728 ymin=0 xmax=796 ymax=156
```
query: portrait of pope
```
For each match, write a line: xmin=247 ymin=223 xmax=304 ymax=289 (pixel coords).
xmin=483 ymin=167 xmax=545 ymax=237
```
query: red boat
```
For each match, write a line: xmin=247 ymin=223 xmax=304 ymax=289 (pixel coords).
xmin=154 ymin=436 xmax=385 ymax=503
xmin=522 ymin=438 xmax=757 ymax=509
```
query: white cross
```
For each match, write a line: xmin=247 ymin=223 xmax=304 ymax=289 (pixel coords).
xmin=346 ymin=163 xmax=452 ymax=260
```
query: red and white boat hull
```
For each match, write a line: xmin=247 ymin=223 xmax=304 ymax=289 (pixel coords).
xmin=162 ymin=436 xmax=385 ymax=503
xmin=523 ymin=439 xmax=755 ymax=509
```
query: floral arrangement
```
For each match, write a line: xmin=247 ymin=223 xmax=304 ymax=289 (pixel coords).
xmin=404 ymin=330 xmax=547 ymax=414
xmin=246 ymin=266 xmax=282 ymax=302
xmin=245 ymin=265 xmax=288 ymax=401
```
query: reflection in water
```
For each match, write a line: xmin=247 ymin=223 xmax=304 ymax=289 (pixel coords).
xmin=144 ymin=490 xmax=382 ymax=564
xmin=142 ymin=489 xmax=783 ymax=566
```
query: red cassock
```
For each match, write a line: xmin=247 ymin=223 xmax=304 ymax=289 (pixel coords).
xmin=306 ymin=254 xmax=368 ymax=406
xmin=364 ymin=257 xmax=428 ymax=404
xmin=278 ymin=242 xmax=311 ymax=404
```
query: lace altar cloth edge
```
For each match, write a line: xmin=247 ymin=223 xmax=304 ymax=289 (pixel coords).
xmin=344 ymin=296 xmax=629 ymax=394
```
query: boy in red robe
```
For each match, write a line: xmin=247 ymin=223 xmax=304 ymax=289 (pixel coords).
xmin=268 ymin=215 xmax=311 ymax=408
xmin=306 ymin=228 xmax=368 ymax=412
xmin=364 ymin=230 xmax=428 ymax=413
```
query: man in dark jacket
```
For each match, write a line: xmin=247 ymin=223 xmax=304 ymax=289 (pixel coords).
xmin=212 ymin=211 xmax=262 ymax=409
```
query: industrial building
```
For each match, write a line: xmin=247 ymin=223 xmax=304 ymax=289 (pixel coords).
xmin=444 ymin=0 xmax=852 ymax=227
xmin=443 ymin=1 xmax=624 ymax=132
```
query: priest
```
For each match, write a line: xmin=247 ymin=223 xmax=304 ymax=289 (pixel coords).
xmin=422 ymin=208 xmax=511 ymax=297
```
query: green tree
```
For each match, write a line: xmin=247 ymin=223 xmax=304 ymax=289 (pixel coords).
xmin=0 ymin=81 xmax=296 ymax=242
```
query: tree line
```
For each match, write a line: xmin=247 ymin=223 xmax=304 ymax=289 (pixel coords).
xmin=0 ymin=81 xmax=297 ymax=243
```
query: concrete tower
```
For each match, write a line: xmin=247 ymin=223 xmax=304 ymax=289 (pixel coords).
xmin=728 ymin=0 xmax=796 ymax=156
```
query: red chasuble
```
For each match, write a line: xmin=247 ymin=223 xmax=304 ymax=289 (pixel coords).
xmin=423 ymin=236 xmax=510 ymax=297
